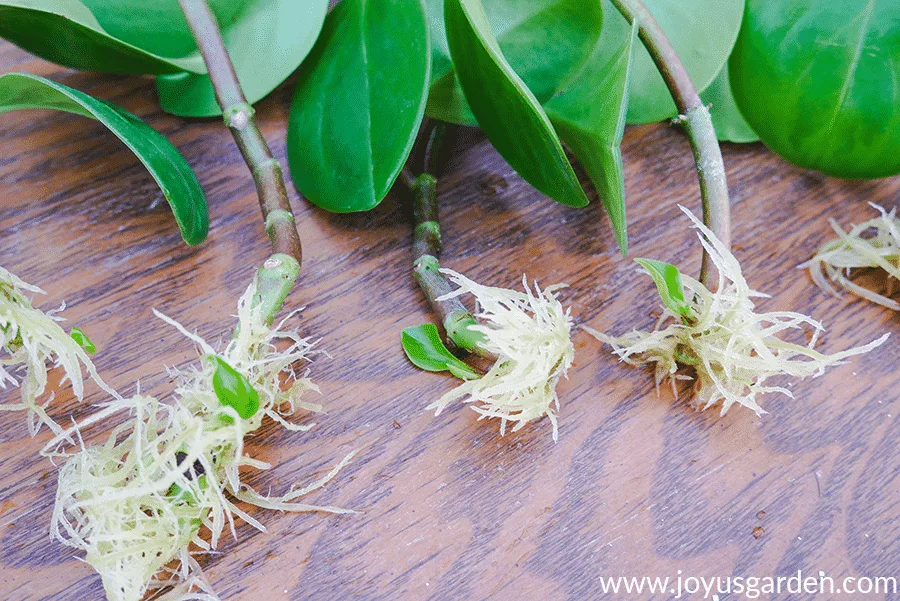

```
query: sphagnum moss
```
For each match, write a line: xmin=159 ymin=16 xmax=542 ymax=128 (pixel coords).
xmin=47 ymin=280 xmax=353 ymax=601
xmin=588 ymin=207 xmax=888 ymax=415
xmin=805 ymin=203 xmax=900 ymax=310
xmin=0 ymin=265 xmax=117 ymax=436
xmin=428 ymin=270 xmax=575 ymax=441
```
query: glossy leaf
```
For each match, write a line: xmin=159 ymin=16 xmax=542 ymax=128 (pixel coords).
xmin=545 ymin=21 xmax=637 ymax=254
xmin=209 ymin=355 xmax=260 ymax=419
xmin=597 ymin=0 xmax=744 ymax=124
xmin=635 ymin=258 xmax=690 ymax=318
xmin=700 ymin=66 xmax=759 ymax=143
xmin=155 ymin=0 xmax=329 ymax=117
xmin=401 ymin=324 xmax=480 ymax=379
xmin=425 ymin=0 xmax=603 ymax=125
xmin=288 ymin=0 xmax=430 ymax=212
xmin=70 ymin=327 xmax=97 ymax=354
xmin=444 ymin=0 xmax=588 ymax=207
xmin=0 ymin=72 xmax=208 ymax=245
xmin=0 ymin=0 xmax=204 ymax=75
xmin=731 ymin=0 xmax=900 ymax=178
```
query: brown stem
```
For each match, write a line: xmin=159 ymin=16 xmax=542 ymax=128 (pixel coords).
xmin=178 ymin=0 xmax=302 ymax=322
xmin=610 ymin=0 xmax=731 ymax=287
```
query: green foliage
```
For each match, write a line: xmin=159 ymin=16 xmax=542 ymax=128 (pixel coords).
xmin=0 ymin=72 xmax=208 ymax=245
xmin=209 ymin=355 xmax=260 ymax=419
xmin=545 ymin=21 xmax=638 ymax=254
xmin=0 ymin=0 xmax=328 ymax=117
xmin=69 ymin=327 xmax=97 ymax=354
xmin=700 ymin=67 xmax=759 ymax=143
xmin=0 ymin=0 xmax=204 ymax=75
xmin=288 ymin=0 xmax=430 ymax=212
xmin=401 ymin=323 xmax=480 ymax=380
xmin=597 ymin=0 xmax=744 ymax=124
xmin=731 ymin=0 xmax=900 ymax=178
xmin=444 ymin=0 xmax=588 ymax=207
xmin=425 ymin=0 xmax=603 ymax=125
xmin=634 ymin=258 xmax=691 ymax=319
xmin=156 ymin=0 xmax=329 ymax=117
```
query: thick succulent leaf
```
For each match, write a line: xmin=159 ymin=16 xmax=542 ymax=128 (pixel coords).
xmin=635 ymin=258 xmax=690 ymax=318
xmin=0 ymin=72 xmax=208 ymax=245
xmin=0 ymin=0 xmax=204 ymax=74
xmin=288 ymin=0 xmax=430 ymax=212
xmin=545 ymin=21 xmax=637 ymax=254
xmin=444 ymin=0 xmax=588 ymax=207
xmin=700 ymin=66 xmax=759 ymax=143
xmin=425 ymin=0 xmax=603 ymax=125
xmin=210 ymin=355 xmax=260 ymax=419
xmin=731 ymin=0 xmax=900 ymax=178
xmin=155 ymin=0 xmax=329 ymax=117
xmin=401 ymin=324 xmax=480 ymax=379
xmin=598 ymin=0 xmax=744 ymax=124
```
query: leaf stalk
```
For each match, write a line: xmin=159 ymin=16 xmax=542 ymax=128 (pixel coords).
xmin=609 ymin=0 xmax=731 ymax=287
xmin=178 ymin=0 xmax=302 ymax=322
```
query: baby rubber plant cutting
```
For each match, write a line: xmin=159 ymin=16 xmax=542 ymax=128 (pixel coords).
xmin=583 ymin=0 xmax=889 ymax=415
xmin=288 ymin=0 xmax=638 ymax=441
xmin=36 ymin=2 xmax=352 ymax=600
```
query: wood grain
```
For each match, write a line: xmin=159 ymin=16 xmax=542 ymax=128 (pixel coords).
xmin=1 ymin=40 xmax=898 ymax=601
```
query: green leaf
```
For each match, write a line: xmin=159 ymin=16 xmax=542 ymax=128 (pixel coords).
xmin=444 ymin=0 xmax=588 ymax=207
xmin=0 ymin=73 xmax=208 ymax=245
xmin=153 ymin=0 xmax=330 ymax=117
xmin=597 ymin=0 xmax=744 ymax=125
xmin=545 ymin=21 xmax=637 ymax=255
xmin=700 ymin=66 xmax=759 ymax=143
xmin=635 ymin=258 xmax=691 ymax=318
xmin=209 ymin=355 xmax=260 ymax=419
xmin=401 ymin=323 xmax=480 ymax=380
xmin=288 ymin=0 xmax=430 ymax=212
xmin=0 ymin=0 xmax=205 ymax=75
xmin=425 ymin=0 xmax=604 ymax=125
xmin=69 ymin=327 xmax=96 ymax=354
xmin=730 ymin=0 xmax=900 ymax=178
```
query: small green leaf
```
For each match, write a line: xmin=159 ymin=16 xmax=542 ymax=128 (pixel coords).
xmin=70 ymin=327 xmax=96 ymax=354
xmin=596 ymin=0 xmax=745 ymax=124
xmin=0 ymin=0 xmax=205 ymax=75
xmin=209 ymin=356 xmax=260 ymax=420
xmin=635 ymin=258 xmax=691 ymax=318
xmin=425 ymin=0 xmax=604 ymax=125
xmin=700 ymin=67 xmax=759 ymax=143
xmin=288 ymin=0 xmax=430 ymax=212
xmin=401 ymin=323 xmax=480 ymax=380
xmin=155 ymin=0 xmax=329 ymax=117
xmin=444 ymin=0 xmax=588 ymax=207
xmin=546 ymin=21 xmax=638 ymax=255
xmin=0 ymin=72 xmax=208 ymax=245
xmin=731 ymin=0 xmax=900 ymax=178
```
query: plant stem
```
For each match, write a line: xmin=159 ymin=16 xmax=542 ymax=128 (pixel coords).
xmin=404 ymin=123 xmax=489 ymax=356
xmin=610 ymin=0 xmax=730 ymax=287
xmin=178 ymin=0 xmax=301 ymax=323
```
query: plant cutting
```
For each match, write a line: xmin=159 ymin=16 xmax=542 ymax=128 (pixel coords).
xmin=806 ymin=204 xmax=900 ymax=311
xmin=34 ymin=1 xmax=352 ymax=598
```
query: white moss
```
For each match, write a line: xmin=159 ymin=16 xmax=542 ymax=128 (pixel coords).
xmin=428 ymin=270 xmax=575 ymax=442
xmin=588 ymin=206 xmax=888 ymax=415
xmin=0 ymin=265 xmax=117 ymax=436
xmin=47 ymin=282 xmax=353 ymax=601
xmin=804 ymin=203 xmax=900 ymax=310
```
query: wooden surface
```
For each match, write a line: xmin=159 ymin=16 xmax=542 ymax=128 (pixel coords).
xmin=1 ymin=41 xmax=899 ymax=601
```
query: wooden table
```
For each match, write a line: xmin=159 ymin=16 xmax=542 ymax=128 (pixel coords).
xmin=1 ymin=40 xmax=898 ymax=601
